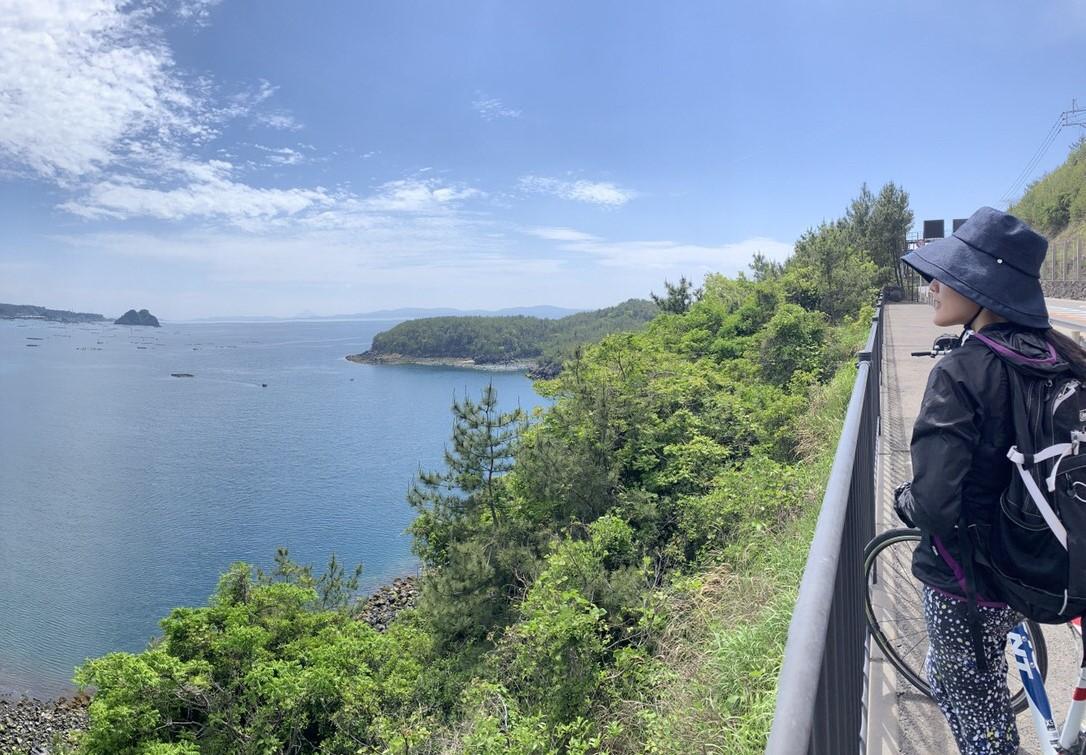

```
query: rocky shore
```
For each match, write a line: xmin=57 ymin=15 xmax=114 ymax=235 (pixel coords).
xmin=0 ymin=578 xmax=419 ymax=752
xmin=356 ymin=576 xmax=419 ymax=631
xmin=0 ymin=695 xmax=89 ymax=754
xmin=346 ymin=351 xmax=535 ymax=372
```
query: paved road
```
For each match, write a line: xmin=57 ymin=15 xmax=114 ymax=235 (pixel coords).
xmin=866 ymin=302 xmax=1083 ymax=755
xmin=1048 ymin=297 xmax=1086 ymax=334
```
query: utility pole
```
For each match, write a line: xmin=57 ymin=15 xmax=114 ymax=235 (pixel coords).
xmin=1061 ymin=98 xmax=1086 ymax=129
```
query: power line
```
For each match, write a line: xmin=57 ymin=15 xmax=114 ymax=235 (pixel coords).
xmin=1000 ymin=116 xmax=1062 ymax=204
xmin=1000 ymin=100 xmax=1086 ymax=205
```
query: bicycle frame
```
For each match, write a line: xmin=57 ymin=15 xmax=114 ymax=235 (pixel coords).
xmin=1012 ymin=620 xmax=1086 ymax=754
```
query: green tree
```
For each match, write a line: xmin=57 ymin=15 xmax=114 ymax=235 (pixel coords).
xmin=868 ymin=182 xmax=914 ymax=286
xmin=651 ymin=276 xmax=703 ymax=314
xmin=409 ymin=385 xmax=533 ymax=645
xmin=749 ymin=252 xmax=784 ymax=282
xmin=409 ymin=384 xmax=524 ymax=565
xmin=783 ymin=221 xmax=877 ymax=321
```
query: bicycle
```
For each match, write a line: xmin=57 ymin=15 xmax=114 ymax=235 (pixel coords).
xmin=865 ymin=527 xmax=1086 ymax=754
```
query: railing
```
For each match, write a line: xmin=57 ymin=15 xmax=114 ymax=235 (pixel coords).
xmin=896 ymin=262 xmax=927 ymax=303
xmin=765 ymin=304 xmax=882 ymax=755
xmin=1041 ymin=238 xmax=1086 ymax=282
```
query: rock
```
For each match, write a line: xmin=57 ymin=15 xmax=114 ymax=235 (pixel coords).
xmin=0 ymin=695 xmax=89 ymax=753
xmin=356 ymin=575 xmax=419 ymax=631
xmin=114 ymin=309 xmax=161 ymax=327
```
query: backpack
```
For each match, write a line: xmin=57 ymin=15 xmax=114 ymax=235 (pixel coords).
xmin=961 ymin=330 xmax=1086 ymax=670
xmin=971 ymin=331 xmax=1086 ymax=622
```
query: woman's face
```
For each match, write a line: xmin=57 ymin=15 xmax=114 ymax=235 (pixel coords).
xmin=929 ymin=279 xmax=979 ymax=327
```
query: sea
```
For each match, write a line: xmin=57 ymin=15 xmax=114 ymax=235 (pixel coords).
xmin=0 ymin=318 xmax=547 ymax=699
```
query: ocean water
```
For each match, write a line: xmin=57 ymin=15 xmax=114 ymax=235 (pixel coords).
xmin=0 ymin=319 xmax=546 ymax=698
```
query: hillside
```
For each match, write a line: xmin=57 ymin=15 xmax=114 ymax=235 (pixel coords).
xmin=348 ymin=298 xmax=659 ymax=375
xmin=0 ymin=303 xmax=106 ymax=323
xmin=1011 ymin=137 xmax=1086 ymax=243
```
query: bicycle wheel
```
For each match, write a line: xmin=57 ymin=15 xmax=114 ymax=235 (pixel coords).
xmin=864 ymin=527 xmax=1048 ymax=714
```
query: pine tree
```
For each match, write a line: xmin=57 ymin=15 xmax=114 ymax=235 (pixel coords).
xmin=408 ymin=384 xmax=528 ymax=644
xmin=408 ymin=383 xmax=524 ymax=567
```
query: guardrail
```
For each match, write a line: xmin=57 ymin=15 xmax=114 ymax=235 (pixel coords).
xmin=765 ymin=304 xmax=882 ymax=755
xmin=1050 ymin=316 xmax=1086 ymax=346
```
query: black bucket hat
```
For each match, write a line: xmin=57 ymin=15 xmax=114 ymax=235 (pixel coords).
xmin=900 ymin=206 xmax=1050 ymax=329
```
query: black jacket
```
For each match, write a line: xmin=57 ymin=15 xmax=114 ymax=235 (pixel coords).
xmin=895 ymin=322 xmax=1068 ymax=600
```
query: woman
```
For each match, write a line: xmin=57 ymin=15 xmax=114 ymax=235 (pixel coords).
xmin=893 ymin=206 xmax=1086 ymax=754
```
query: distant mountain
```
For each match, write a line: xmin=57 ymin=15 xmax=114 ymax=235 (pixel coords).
xmin=191 ymin=305 xmax=584 ymax=322
xmin=340 ymin=305 xmax=583 ymax=320
xmin=0 ymin=303 xmax=106 ymax=323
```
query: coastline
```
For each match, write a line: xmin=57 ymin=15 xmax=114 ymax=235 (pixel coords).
xmin=346 ymin=351 xmax=536 ymax=372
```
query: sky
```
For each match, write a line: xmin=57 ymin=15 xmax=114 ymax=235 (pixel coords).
xmin=1 ymin=1 xmax=1084 ymax=320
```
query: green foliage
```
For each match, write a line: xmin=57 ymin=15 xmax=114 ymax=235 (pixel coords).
xmin=254 ymin=547 xmax=363 ymax=613
xmin=1012 ymin=137 xmax=1086 ymax=236
xmin=844 ymin=182 xmax=914 ymax=286
xmin=650 ymin=276 xmax=702 ymax=314
xmin=409 ymin=384 xmax=534 ymax=646
xmin=367 ymin=298 xmax=658 ymax=367
xmin=784 ymin=220 xmax=877 ymax=322
xmin=758 ymin=303 xmax=829 ymax=387
xmin=74 ymin=564 xmax=433 ymax=754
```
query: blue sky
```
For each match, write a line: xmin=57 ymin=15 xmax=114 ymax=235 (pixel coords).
xmin=1 ymin=0 xmax=1084 ymax=319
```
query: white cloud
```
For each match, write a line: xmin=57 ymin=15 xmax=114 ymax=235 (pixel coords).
xmin=256 ymin=112 xmax=303 ymax=131
xmin=174 ymin=0 xmax=223 ymax=24
xmin=59 ymin=158 xmax=489 ymax=235
xmin=526 ymin=227 xmax=600 ymax=242
xmin=0 ymin=0 xmax=306 ymax=214
xmin=253 ymin=145 xmax=306 ymax=166
xmin=0 ymin=0 xmax=201 ymax=180
xmin=529 ymin=226 xmax=794 ymax=273
xmin=358 ymin=179 xmax=483 ymax=214
xmin=519 ymin=175 xmax=637 ymax=207
xmin=472 ymin=93 xmax=522 ymax=121
xmin=61 ymin=169 xmax=334 ymax=225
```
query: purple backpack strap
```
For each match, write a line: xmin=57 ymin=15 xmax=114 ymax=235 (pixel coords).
xmin=970 ymin=330 xmax=1060 ymax=366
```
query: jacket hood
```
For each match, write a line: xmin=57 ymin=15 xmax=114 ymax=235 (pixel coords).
xmin=966 ymin=322 xmax=1068 ymax=378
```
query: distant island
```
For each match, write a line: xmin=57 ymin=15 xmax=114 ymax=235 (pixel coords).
xmin=0 ymin=303 xmax=106 ymax=323
xmin=115 ymin=309 xmax=161 ymax=327
xmin=192 ymin=305 xmax=583 ymax=323
xmin=347 ymin=298 xmax=658 ymax=378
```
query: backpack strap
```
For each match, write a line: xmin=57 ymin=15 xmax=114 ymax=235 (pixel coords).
xmin=957 ymin=521 xmax=990 ymax=673
xmin=1006 ymin=445 xmax=1071 ymax=548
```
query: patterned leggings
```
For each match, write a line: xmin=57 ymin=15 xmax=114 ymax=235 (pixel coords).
xmin=923 ymin=586 xmax=1024 ymax=755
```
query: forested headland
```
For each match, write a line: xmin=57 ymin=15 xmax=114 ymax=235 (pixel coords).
xmin=0 ymin=303 xmax=106 ymax=323
xmin=347 ymin=299 xmax=658 ymax=377
xmin=65 ymin=183 xmax=912 ymax=754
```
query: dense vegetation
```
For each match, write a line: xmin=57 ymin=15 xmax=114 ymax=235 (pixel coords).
xmin=69 ymin=183 xmax=910 ymax=754
xmin=1012 ymin=137 xmax=1086 ymax=238
xmin=364 ymin=299 xmax=658 ymax=369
